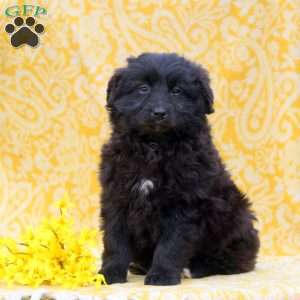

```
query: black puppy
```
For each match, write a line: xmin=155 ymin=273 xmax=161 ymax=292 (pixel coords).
xmin=99 ymin=53 xmax=259 ymax=286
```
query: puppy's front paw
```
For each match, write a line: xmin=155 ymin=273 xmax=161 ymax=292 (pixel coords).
xmin=145 ymin=272 xmax=181 ymax=286
xmin=99 ymin=267 xmax=127 ymax=284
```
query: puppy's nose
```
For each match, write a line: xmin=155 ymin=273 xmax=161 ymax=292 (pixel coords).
xmin=152 ymin=108 xmax=167 ymax=120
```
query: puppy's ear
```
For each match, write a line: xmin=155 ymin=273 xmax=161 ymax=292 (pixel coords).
xmin=106 ymin=71 xmax=122 ymax=109
xmin=106 ymin=56 xmax=137 ymax=108
xmin=196 ymin=67 xmax=214 ymax=114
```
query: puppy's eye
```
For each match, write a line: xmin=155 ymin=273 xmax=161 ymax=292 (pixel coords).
xmin=138 ymin=84 xmax=151 ymax=94
xmin=170 ymin=86 xmax=182 ymax=95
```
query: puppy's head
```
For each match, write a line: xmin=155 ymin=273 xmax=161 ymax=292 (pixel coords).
xmin=106 ymin=53 xmax=214 ymax=136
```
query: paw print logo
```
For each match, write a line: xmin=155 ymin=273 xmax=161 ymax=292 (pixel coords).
xmin=5 ymin=17 xmax=44 ymax=48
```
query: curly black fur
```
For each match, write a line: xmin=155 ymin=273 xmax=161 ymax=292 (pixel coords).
xmin=99 ymin=53 xmax=259 ymax=286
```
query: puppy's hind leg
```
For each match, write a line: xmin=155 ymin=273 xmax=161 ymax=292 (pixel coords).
xmin=129 ymin=248 xmax=153 ymax=275
xmin=129 ymin=262 xmax=148 ymax=275
xmin=190 ymin=228 xmax=259 ymax=278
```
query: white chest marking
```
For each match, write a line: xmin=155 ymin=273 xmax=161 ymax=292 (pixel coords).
xmin=139 ymin=179 xmax=154 ymax=196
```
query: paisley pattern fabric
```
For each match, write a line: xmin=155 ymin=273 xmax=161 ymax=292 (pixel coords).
xmin=0 ymin=0 xmax=300 ymax=298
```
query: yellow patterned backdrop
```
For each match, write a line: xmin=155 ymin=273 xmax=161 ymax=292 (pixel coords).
xmin=0 ymin=0 xmax=299 ymax=257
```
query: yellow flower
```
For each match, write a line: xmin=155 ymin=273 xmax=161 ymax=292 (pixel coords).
xmin=54 ymin=192 xmax=75 ymax=215
xmin=0 ymin=193 xmax=106 ymax=288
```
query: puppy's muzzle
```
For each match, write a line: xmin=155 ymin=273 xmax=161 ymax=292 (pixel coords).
xmin=151 ymin=107 xmax=168 ymax=122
